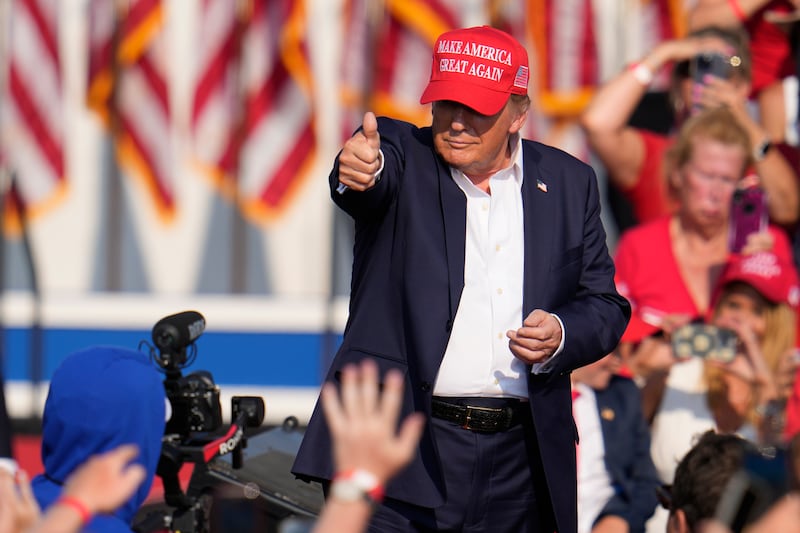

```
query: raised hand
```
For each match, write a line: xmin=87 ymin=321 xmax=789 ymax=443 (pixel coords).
xmin=0 ymin=468 xmax=40 ymax=533
xmin=321 ymin=358 xmax=424 ymax=487
xmin=337 ymin=112 xmax=383 ymax=192
xmin=60 ymin=444 xmax=146 ymax=515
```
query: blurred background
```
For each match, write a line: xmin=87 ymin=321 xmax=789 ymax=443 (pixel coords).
xmin=0 ymin=0 xmax=692 ymax=426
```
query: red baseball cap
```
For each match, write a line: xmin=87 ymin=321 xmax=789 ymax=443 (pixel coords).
xmin=420 ymin=26 xmax=530 ymax=116
xmin=713 ymin=252 xmax=800 ymax=309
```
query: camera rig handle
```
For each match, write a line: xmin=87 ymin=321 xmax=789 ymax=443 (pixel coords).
xmin=157 ymin=396 xmax=265 ymax=509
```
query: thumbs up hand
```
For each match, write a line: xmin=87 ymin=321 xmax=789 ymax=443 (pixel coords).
xmin=338 ymin=112 xmax=383 ymax=192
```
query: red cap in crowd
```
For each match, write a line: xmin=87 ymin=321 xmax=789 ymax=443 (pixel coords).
xmin=420 ymin=26 xmax=529 ymax=116
xmin=620 ymin=316 xmax=661 ymax=344
xmin=714 ymin=252 xmax=800 ymax=309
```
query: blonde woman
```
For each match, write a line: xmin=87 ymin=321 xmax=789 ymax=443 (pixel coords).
xmin=645 ymin=251 xmax=799 ymax=533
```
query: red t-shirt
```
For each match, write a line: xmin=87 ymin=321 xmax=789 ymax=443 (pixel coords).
xmin=614 ymin=216 xmax=794 ymax=343
xmin=623 ymin=130 xmax=676 ymax=224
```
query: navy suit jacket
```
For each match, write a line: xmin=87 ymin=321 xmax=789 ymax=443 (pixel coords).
xmin=590 ymin=376 xmax=659 ymax=533
xmin=292 ymin=117 xmax=630 ymax=533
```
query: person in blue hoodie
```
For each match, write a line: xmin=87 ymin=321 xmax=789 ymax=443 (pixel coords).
xmin=31 ymin=345 xmax=165 ymax=532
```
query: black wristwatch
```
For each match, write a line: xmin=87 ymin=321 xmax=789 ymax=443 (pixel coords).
xmin=753 ymin=139 xmax=773 ymax=162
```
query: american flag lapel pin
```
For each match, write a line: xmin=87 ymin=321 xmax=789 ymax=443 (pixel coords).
xmin=537 ymin=179 xmax=548 ymax=193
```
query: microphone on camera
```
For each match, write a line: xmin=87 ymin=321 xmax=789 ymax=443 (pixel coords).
xmin=152 ymin=310 xmax=206 ymax=354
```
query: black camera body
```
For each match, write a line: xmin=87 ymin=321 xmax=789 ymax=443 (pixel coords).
xmin=164 ymin=370 xmax=222 ymax=435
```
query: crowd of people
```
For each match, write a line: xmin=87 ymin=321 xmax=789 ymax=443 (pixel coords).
xmin=577 ymin=2 xmax=800 ymax=531
xmin=1 ymin=2 xmax=800 ymax=532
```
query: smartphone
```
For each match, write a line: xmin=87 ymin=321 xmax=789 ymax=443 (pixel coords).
xmin=691 ymin=52 xmax=732 ymax=84
xmin=728 ymin=187 xmax=768 ymax=253
xmin=690 ymin=52 xmax=733 ymax=112
xmin=671 ymin=323 xmax=737 ymax=363
xmin=714 ymin=446 xmax=792 ymax=532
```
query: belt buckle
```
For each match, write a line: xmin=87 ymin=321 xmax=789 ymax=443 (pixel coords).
xmin=462 ymin=405 xmax=498 ymax=431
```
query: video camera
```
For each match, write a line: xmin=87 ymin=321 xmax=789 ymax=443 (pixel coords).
xmin=714 ymin=435 xmax=799 ymax=532
xmin=135 ymin=311 xmax=266 ymax=533
xmin=151 ymin=310 xmax=222 ymax=436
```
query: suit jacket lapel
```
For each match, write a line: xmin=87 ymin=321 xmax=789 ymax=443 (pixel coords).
xmin=437 ymin=158 xmax=466 ymax=326
xmin=521 ymin=143 xmax=554 ymax=313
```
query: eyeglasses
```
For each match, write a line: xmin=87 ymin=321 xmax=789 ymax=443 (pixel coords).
xmin=656 ymin=484 xmax=673 ymax=511
xmin=685 ymin=164 xmax=740 ymax=189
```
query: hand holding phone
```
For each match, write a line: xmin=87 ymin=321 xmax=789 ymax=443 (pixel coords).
xmin=671 ymin=323 xmax=737 ymax=363
xmin=729 ymin=187 xmax=768 ymax=253
xmin=691 ymin=52 xmax=732 ymax=84
xmin=690 ymin=52 xmax=736 ymax=112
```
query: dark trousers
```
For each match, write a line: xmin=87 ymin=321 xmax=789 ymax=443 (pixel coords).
xmin=367 ymin=404 xmax=556 ymax=533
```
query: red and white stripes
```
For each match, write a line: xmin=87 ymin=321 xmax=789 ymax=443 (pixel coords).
xmin=87 ymin=0 xmax=174 ymax=221
xmin=191 ymin=0 xmax=316 ymax=223
xmin=1 ymin=0 xmax=64 ymax=224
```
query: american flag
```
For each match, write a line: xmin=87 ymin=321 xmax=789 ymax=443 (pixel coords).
xmin=527 ymin=0 xmax=598 ymax=117
xmin=0 ymin=0 xmax=64 ymax=229
xmin=524 ymin=0 xmax=686 ymax=117
xmin=191 ymin=0 xmax=316 ymax=223
xmin=340 ymin=0 xmax=458 ymax=134
xmin=87 ymin=0 xmax=174 ymax=221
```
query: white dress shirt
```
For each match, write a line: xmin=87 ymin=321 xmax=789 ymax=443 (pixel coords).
xmin=434 ymin=136 xmax=562 ymax=399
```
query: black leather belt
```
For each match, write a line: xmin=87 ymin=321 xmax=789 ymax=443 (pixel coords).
xmin=431 ymin=397 xmax=527 ymax=433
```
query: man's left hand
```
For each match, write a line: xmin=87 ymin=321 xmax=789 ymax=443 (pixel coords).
xmin=507 ymin=309 xmax=562 ymax=364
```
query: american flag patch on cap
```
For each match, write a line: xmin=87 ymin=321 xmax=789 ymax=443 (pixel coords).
xmin=514 ymin=66 xmax=529 ymax=89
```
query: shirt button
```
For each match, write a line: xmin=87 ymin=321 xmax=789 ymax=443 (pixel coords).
xmin=495 ymin=244 xmax=501 ymax=252
xmin=482 ymin=202 xmax=489 ymax=211
xmin=497 ymin=288 xmax=503 ymax=295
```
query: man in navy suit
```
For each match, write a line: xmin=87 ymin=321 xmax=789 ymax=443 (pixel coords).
xmin=572 ymin=353 xmax=659 ymax=533
xmin=292 ymin=25 xmax=630 ymax=533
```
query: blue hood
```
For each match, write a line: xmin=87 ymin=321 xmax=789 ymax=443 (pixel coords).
xmin=32 ymin=345 xmax=165 ymax=532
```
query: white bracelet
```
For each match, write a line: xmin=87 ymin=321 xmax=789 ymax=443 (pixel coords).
xmin=330 ymin=468 xmax=384 ymax=504
xmin=0 ymin=458 xmax=18 ymax=475
xmin=629 ymin=63 xmax=654 ymax=86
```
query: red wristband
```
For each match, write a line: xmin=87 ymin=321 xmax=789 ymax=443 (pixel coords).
xmin=57 ymin=496 xmax=92 ymax=525
xmin=727 ymin=0 xmax=747 ymax=21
